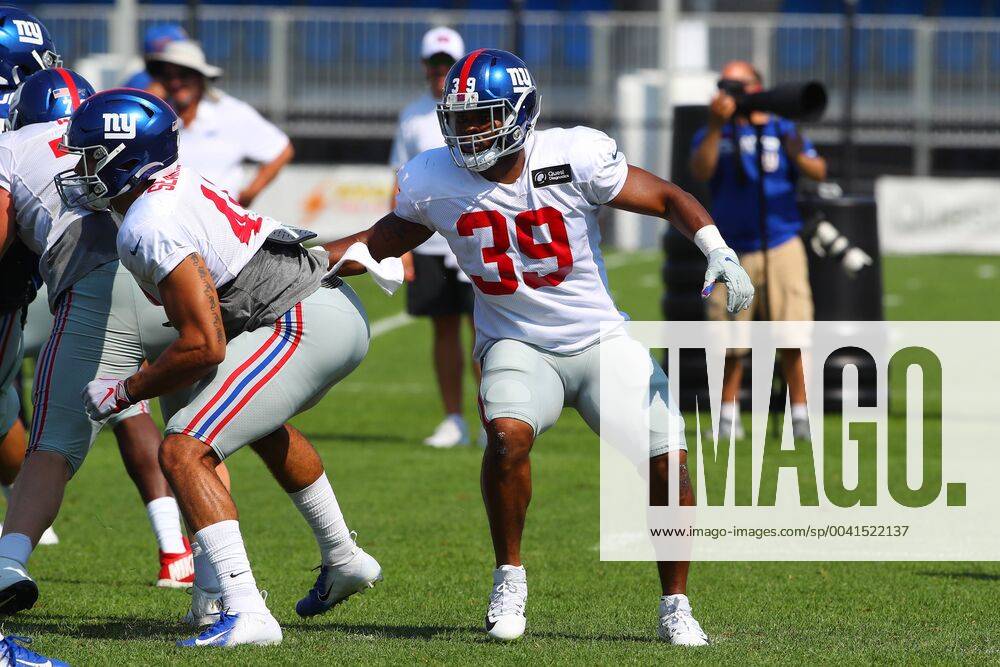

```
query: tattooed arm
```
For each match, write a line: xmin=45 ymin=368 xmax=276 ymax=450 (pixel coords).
xmin=122 ymin=253 xmax=227 ymax=401
xmin=322 ymin=212 xmax=433 ymax=276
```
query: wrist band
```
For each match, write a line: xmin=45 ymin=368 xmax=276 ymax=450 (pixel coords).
xmin=120 ymin=377 xmax=136 ymax=404
xmin=693 ymin=226 xmax=727 ymax=256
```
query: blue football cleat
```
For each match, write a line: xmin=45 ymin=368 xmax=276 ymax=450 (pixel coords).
xmin=1 ymin=634 xmax=70 ymax=666
xmin=176 ymin=609 xmax=281 ymax=648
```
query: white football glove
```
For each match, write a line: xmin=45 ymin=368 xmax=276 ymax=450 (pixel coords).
xmin=702 ymin=248 xmax=755 ymax=313
xmin=82 ymin=377 xmax=135 ymax=421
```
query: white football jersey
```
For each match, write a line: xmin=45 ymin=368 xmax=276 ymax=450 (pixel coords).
xmin=0 ymin=118 xmax=82 ymax=256
xmin=394 ymin=126 xmax=629 ymax=358
xmin=118 ymin=165 xmax=281 ymax=302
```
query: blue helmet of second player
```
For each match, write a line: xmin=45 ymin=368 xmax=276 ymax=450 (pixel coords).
xmin=0 ymin=6 xmax=60 ymax=91
xmin=6 ymin=68 xmax=94 ymax=131
xmin=436 ymin=48 xmax=540 ymax=172
xmin=55 ymin=89 xmax=180 ymax=211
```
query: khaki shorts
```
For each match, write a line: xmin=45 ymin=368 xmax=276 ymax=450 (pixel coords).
xmin=160 ymin=283 xmax=370 ymax=461
xmin=0 ymin=311 xmax=23 ymax=437
xmin=478 ymin=335 xmax=686 ymax=458
xmin=707 ymin=236 xmax=813 ymax=356
xmin=28 ymin=262 xmax=169 ymax=474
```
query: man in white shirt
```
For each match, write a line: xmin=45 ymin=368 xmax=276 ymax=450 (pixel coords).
xmin=390 ymin=27 xmax=478 ymax=448
xmin=146 ymin=40 xmax=293 ymax=205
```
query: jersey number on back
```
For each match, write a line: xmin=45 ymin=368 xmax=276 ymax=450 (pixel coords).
xmin=456 ymin=207 xmax=573 ymax=296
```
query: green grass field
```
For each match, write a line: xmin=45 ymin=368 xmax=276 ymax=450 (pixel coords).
xmin=6 ymin=253 xmax=1000 ymax=665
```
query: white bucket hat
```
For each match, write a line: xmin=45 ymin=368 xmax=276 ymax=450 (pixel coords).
xmin=421 ymin=27 xmax=464 ymax=62
xmin=146 ymin=40 xmax=223 ymax=79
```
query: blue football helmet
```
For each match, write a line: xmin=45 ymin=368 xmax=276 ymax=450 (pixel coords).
xmin=436 ymin=48 xmax=540 ymax=172
xmin=6 ymin=67 xmax=94 ymax=131
xmin=0 ymin=6 xmax=60 ymax=91
xmin=55 ymin=89 xmax=179 ymax=211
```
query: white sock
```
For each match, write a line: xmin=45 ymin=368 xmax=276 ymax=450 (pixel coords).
xmin=720 ymin=402 xmax=739 ymax=422
xmin=191 ymin=537 xmax=221 ymax=594
xmin=1 ymin=485 xmax=11 ymax=502
xmin=791 ymin=403 xmax=808 ymax=421
xmin=195 ymin=520 xmax=268 ymax=614
xmin=146 ymin=497 xmax=186 ymax=553
xmin=0 ymin=533 xmax=33 ymax=565
xmin=288 ymin=474 xmax=354 ymax=566
xmin=447 ymin=413 xmax=465 ymax=424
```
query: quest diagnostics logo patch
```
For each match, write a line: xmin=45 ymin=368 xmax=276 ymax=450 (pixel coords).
xmin=531 ymin=164 xmax=572 ymax=188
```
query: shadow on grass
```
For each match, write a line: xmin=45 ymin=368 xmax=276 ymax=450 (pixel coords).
xmin=5 ymin=615 xmax=185 ymax=641
xmin=918 ymin=571 xmax=1000 ymax=581
xmin=287 ymin=621 xmax=658 ymax=644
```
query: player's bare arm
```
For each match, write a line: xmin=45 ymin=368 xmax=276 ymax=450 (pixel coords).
xmin=123 ymin=252 xmax=227 ymax=401
xmin=608 ymin=165 xmax=715 ymax=239
xmin=322 ymin=212 xmax=432 ymax=275
xmin=610 ymin=165 xmax=754 ymax=312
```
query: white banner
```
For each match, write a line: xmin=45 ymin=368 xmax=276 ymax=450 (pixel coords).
xmin=876 ymin=176 xmax=1000 ymax=255
xmin=601 ymin=320 xmax=1000 ymax=561
xmin=250 ymin=164 xmax=395 ymax=243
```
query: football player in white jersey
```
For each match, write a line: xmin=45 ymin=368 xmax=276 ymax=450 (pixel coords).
xmin=324 ymin=49 xmax=754 ymax=645
xmin=57 ymin=89 xmax=382 ymax=648
xmin=0 ymin=68 xmax=201 ymax=614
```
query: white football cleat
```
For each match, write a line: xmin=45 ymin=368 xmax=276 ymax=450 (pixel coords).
xmin=485 ymin=565 xmax=527 ymax=641
xmin=37 ymin=526 xmax=59 ymax=546
xmin=296 ymin=544 xmax=383 ymax=617
xmin=183 ymin=584 xmax=223 ymax=627
xmin=423 ymin=415 xmax=469 ymax=448
xmin=0 ymin=557 xmax=37 ymax=615
xmin=657 ymin=594 xmax=709 ymax=646
xmin=177 ymin=609 xmax=282 ymax=647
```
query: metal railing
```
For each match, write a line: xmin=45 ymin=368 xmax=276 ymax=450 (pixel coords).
xmin=34 ymin=6 xmax=1000 ymax=151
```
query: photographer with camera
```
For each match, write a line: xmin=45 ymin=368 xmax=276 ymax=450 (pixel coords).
xmin=689 ymin=60 xmax=827 ymax=441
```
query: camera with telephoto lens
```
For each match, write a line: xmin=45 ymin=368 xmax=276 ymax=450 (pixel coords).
xmin=717 ymin=79 xmax=828 ymax=122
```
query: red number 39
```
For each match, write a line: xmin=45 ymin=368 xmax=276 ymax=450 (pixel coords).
xmin=456 ymin=207 xmax=573 ymax=295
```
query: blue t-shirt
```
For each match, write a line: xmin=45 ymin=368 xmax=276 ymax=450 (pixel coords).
xmin=691 ymin=117 xmax=816 ymax=252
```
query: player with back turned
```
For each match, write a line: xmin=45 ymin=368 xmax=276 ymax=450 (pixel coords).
xmin=55 ymin=89 xmax=383 ymax=648
xmin=323 ymin=48 xmax=755 ymax=645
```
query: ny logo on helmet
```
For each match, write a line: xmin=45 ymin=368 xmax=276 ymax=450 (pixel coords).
xmin=506 ymin=67 xmax=531 ymax=92
xmin=12 ymin=20 xmax=44 ymax=46
xmin=103 ymin=113 xmax=136 ymax=140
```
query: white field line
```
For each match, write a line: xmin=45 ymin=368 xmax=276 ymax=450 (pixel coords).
xmin=371 ymin=311 xmax=415 ymax=338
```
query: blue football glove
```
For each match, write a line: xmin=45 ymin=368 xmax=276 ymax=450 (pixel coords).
xmin=701 ymin=248 xmax=754 ymax=313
